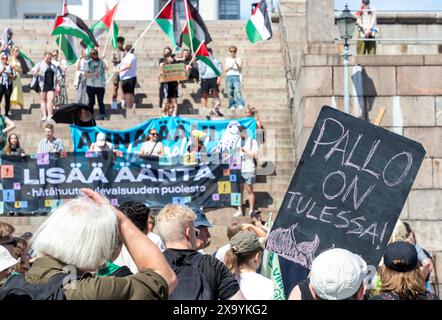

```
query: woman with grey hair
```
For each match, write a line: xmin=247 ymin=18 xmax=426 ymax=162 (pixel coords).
xmin=1 ymin=188 xmax=177 ymax=300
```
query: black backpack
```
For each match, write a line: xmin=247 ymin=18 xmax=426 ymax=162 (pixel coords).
xmin=167 ymin=253 xmax=214 ymax=300
xmin=0 ymin=272 xmax=80 ymax=300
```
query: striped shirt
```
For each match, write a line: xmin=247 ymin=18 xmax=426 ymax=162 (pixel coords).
xmin=37 ymin=137 xmax=64 ymax=154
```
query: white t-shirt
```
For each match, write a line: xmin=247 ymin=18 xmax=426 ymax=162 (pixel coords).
xmin=113 ymin=232 xmax=165 ymax=274
xmin=225 ymin=57 xmax=242 ymax=76
xmin=236 ymin=137 xmax=259 ymax=173
xmin=148 ymin=232 xmax=166 ymax=252
xmin=238 ymin=272 xmax=274 ymax=300
xmin=119 ymin=53 xmax=137 ymax=80
xmin=215 ymin=243 xmax=231 ymax=263
xmin=140 ymin=140 xmax=163 ymax=156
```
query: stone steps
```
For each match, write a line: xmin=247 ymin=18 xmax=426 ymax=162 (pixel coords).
xmin=0 ymin=19 xmax=296 ymax=252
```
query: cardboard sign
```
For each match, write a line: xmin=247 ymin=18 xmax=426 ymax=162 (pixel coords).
xmin=267 ymin=106 xmax=425 ymax=284
xmin=159 ymin=63 xmax=187 ymax=83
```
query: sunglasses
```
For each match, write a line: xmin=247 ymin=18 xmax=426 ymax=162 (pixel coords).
xmin=150 ymin=132 xmax=158 ymax=136
xmin=230 ymin=51 xmax=236 ymax=53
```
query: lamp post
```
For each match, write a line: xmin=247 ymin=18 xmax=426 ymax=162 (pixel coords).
xmin=336 ymin=4 xmax=356 ymax=114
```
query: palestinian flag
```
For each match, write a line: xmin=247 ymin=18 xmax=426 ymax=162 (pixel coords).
xmin=246 ymin=0 xmax=273 ymax=43
xmin=56 ymin=35 xmax=79 ymax=65
xmin=90 ymin=3 xmax=118 ymax=46
xmin=52 ymin=13 xmax=98 ymax=49
xmin=17 ymin=51 xmax=34 ymax=74
xmin=194 ymin=42 xmax=221 ymax=76
xmin=105 ymin=1 xmax=120 ymax=49
xmin=181 ymin=0 xmax=212 ymax=51
xmin=155 ymin=0 xmax=181 ymax=49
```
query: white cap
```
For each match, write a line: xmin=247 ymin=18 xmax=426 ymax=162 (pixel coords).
xmin=0 ymin=245 xmax=20 ymax=272
xmin=310 ymin=248 xmax=367 ymax=300
xmin=96 ymin=132 xmax=106 ymax=147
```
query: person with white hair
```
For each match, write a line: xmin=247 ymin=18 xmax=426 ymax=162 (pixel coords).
xmin=288 ymin=248 xmax=368 ymax=300
xmin=1 ymin=188 xmax=177 ymax=300
xmin=157 ymin=204 xmax=244 ymax=300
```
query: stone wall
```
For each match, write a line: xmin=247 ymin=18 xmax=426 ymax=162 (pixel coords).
xmin=292 ymin=53 xmax=442 ymax=294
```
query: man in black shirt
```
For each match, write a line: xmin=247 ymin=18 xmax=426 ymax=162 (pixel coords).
xmin=156 ymin=204 xmax=245 ymax=300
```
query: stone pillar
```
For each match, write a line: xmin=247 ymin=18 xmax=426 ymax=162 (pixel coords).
xmin=307 ymin=0 xmax=336 ymax=43
xmin=199 ymin=0 xmax=219 ymax=20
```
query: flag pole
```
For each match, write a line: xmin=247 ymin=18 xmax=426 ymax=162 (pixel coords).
xmin=187 ymin=41 xmax=204 ymax=66
xmin=131 ymin=0 xmax=172 ymax=53
xmin=102 ymin=0 xmax=120 ymax=58
xmin=184 ymin=0 xmax=194 ymax=54
xmin=106 ymin=0 xmax=172 ymax=84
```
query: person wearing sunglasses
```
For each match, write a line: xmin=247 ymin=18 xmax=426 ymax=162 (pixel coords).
xmin=140 ymin=129 xmax=164 ymax=157
xmin=0 ymin=28 xmax=14 ymax=56
xmin=85 ymin=49 xmax=109 ymax=120
xmin=0 ymin=53 xmax=16 ymax=117
xmin=224 ymin=46 xmax=244 ymax=110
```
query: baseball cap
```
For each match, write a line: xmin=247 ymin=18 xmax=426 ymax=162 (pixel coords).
xmin=96 ymin=132 xmax=106 ymax=147
xmin=310 ymin=248 xmax=367 ymax=300
xmin=362 ymin=0 xmax=370 ymax=4
xmin=193 ymin=208 xmax=212 ymax=228
xmin=230 ymin=231 xmax=263 ymax=254
xmin=383 ymin=241 xmax=418 ymax=272
xmin=0 ymin=245 xmax=20 ymax=272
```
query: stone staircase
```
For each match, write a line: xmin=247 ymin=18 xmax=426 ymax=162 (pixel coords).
xmin=0 ymin=20 xmax=296 ymax=252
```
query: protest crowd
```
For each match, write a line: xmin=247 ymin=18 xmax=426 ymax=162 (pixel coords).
xmin=0 ymin=0 xmax=439 ymax=302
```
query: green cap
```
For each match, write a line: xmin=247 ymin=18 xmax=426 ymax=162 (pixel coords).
xmin=230 ymin=231 xmax=262 ymax=254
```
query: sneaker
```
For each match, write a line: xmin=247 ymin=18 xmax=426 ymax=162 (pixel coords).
xmin=238 ymin=105 xmax=244 ymax=110
xmin=233 ymin=209 xmax=243 ymax=217
xmin=40 ymin=116 xmax=47 ymax=122
xmin=228 ymin=106 xmax=236 ymax=110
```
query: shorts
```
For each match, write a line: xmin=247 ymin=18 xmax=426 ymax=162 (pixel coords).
xmin=200 ymin=78 xmax=219 ymax=95
xmin=161 ymin=82 xmax=179 ymax=99
xmin=240 ymin=172 xmax=255 ymax=185
xmin=121 ymin=77 xmax=137 ymax=94
xmin=112 ymin=72 xmax=120 ymax=85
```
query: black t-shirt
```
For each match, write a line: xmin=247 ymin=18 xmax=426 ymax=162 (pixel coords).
xmin=43 ymin=67 xmax=55 ymax=91
xmin=164 ymin=248 xmax=240 ymax=300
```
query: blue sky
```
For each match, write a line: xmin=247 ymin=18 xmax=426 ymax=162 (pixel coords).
xmin=334 ymin=0 xmax=442 ymax=11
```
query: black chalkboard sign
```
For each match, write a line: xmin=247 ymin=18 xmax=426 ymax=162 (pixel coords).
xmin=267 ymin=106 xmax=425 ymax=271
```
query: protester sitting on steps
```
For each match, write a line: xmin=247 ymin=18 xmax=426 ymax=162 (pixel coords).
xmin=157 ymin=204 xmax=245 ymax=300
xmin=3 ymin=133 xmax=26 ymax=157
xmin=140 ymin=128 xmax=164 ymax=157
xmin=36 ymin=123 xmax=64 ymax=154
xmin=0 ymin=189 xmax=177 ymax=300
xmin=288 ymin=248 xmax=368 ymax=300
xmin=224 ymin=231 xmax=273 ymax=300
